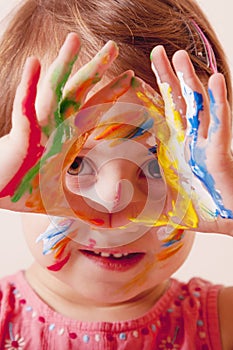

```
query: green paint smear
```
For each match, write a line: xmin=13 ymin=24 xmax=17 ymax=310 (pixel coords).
xmin=54 ymin=55 xmax=78 ymax=127
xmin=12 ymin=55 xmax=80 ymax=202
xmin=110 ymin=73 xmax=128 ymax=90
xmin=12 ymin=118 xmax=71 ymax=203
xmin=43 ymin=54 xmax=78 ymax=137
xmin=150 ymin=50 xmax=154 ymax=62
xmin=91 ymin=72 xmax=101 ymax=85
xmin=60 ymin=98 xmax=81 ymax=116
xmin=131 ymin=76 xmax=140 ymax=89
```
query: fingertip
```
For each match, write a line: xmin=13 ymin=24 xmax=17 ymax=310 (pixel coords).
xmin=24 ymin=56 xmax=40 ymax=69
xmin=97 ymin=40 xmax=119 ymax=61
xmin=104 ymin=40 xmax=119 ymax=53
xmin=209 ymin=73 xmax=228 ymax=102
xmin=22 ymin=57 xmax=41 ymax=83
xmin=150 ymin=45 xmax=166 ymax=62
xmin=61 ymin=32 xmax=81 ymax=56
xmin=109 ymin=70 xmax=135 ymax=88
xmin=172 ymin=50 xmax=192 ymax=72
xmin=110 ymin=69 xmax=135 ymax=87
xmin=172 ymin=49 xmax=189 ymax=60
xmin=209 ymin=72 xmax=226 ymax=86
xmin=66 ymin=32 xmax=81 ymax=45
xmin=125 ymin=69 xmax=135 ymax=78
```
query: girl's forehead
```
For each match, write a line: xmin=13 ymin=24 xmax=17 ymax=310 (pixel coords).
xmin=80 ymin=119 xmax=157 ymax=153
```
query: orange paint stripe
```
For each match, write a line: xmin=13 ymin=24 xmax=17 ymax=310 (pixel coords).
xmin=156 ymin=242 xmax=183 ymax=261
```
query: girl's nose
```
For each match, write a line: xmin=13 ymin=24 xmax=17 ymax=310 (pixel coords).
xmin=95 ymin=178 xmax=134 ymax=213
xmin=95 ymin=160 xmax=137 ymax=212
xmin=81 ymin=160 xmax=143 ymax=213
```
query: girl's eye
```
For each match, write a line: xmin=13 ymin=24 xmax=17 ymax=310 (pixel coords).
xmin=140 ymin=158 xmax=162 ymax=179
xmin=67 ymin=157 xmax=95 ymax=176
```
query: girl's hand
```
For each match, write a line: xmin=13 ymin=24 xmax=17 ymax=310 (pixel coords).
xmin=151 ymin=46 xmax=233 ymax=236
xmin=0 ymin=33 xmax=133 ymax=214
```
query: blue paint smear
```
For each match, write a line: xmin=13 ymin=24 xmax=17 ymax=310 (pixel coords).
xmin=188 ymin=91 xmax=233 ymax=219
xmin=148 ymin=145 xmax=157 ymax=155
xmin=208 ymin=88 xmax=220 ymax=139
xmin=162 ymin=240 xmax=180 ymax=247
xmin=129 ymin=118 xmax=154 ymax=139
xmin=36 ymin=219 xmax=74 ymax=255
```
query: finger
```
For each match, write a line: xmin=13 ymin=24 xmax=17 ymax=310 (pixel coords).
xmin=36 ymin=33 xmax=81 ymax=131
xmin=151 ymin=45 xmax=186 ymax=132
xmin=11 ymin=56 xmax=41 ymax=146
xmin=1 ymin=57 xmax=44 ymax=198
xmin=172 ymin=50 xmax=210 ymax=139
xmin=83 ymin=70 xmax=134 ymax=107
xmin=61 ymin=40 xmax=119 ymax=119
xmin=207 ymin=73 xmax=232 ymax=153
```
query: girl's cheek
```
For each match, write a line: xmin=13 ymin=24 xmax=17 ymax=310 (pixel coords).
xmin=21 ymin=214 xmax=74 ymax=271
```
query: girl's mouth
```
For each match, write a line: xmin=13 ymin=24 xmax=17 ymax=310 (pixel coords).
xmin=79 ymin=249 xmax=145 ymax=271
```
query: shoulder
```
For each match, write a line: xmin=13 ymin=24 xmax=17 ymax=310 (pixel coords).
xmin=0 ymin=271 xmax=24 ymax=320
xmin=0 ymin=271 xmax=22 ymax=292
xmin=218 ymin=286 xmax=233 ymax=350
xmin=0 ymin=272 xmax=18 ymax=304
xmin=173 ymin=276 xmax=220 ymax=302
xmin=180 ymin=278 xmax=233 ymax=350
xmin=170 ymin=277 xmax=223 ymax=348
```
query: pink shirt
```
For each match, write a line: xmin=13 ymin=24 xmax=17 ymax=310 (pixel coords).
xmin=0 ymin=271 xmax=222 ymax=349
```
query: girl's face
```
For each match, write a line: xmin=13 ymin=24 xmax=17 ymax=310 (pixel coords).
xmin=21 ymin=116 xmax=195 ymax=304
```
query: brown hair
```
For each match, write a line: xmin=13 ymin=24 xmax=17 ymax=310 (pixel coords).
xmin=0 ymin=0 xmax=231 ymax=136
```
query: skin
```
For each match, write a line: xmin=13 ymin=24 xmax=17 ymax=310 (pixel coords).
xmin=0 ymin=33 xmax=233 ymax=349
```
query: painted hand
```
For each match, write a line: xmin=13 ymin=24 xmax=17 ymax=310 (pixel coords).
xmin=0 ymin=33 xmax=131 ymax=213
xmin=150 ymin=46 xmax=233 ymax=235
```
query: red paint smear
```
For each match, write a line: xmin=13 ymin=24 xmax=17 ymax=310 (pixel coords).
xmin=0 ymin=66 xmax=44 ymax=197
xmin=88 ymin=238 xmax=97 ymax=249
xmin=89 ymin=218 xmax=105 ymax=226
xmin=47 ymin=253 xmax=71 ymax=271
xmin=163 ymin=229 xmax=184 ymax=244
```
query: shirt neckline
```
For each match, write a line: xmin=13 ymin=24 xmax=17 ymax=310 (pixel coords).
xmin=13 ymin=270 xmax=180 ymax=331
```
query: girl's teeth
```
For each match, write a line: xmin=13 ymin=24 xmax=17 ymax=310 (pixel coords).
xmin=112 ymin=253 xmax=123 ymax=258
xmin=101 ymin=252 xmax=111 ymax=257
xmin=93 ymin=251 xmax=129 ymax=258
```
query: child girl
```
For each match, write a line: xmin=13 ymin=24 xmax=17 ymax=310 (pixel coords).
xmin=0 ymin=0 xmax=233 ymax=349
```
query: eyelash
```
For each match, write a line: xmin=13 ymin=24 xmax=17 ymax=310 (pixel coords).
xmin=67 ymin=157 xmax=95 ymax=176
xmin=67 ymin=156 xmax=162 ymax=180
xmin=139 ymin=158 xmax=162 ymax=179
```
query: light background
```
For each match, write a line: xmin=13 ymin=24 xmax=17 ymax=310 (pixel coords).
xmin=0 ymin=0 xmax=232 ymax=284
